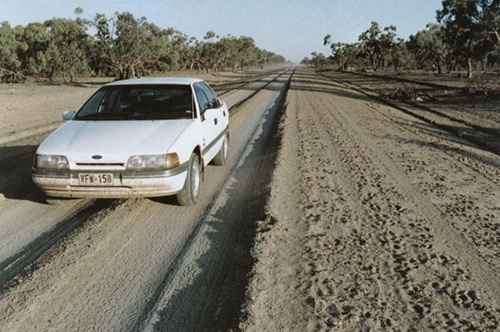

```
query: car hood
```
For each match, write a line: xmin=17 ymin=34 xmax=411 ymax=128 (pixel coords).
xmin=37 ymin=119 xmax=192 ymax=162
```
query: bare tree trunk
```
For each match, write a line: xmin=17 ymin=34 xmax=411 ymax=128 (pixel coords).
xmin=371 ymin=57 xmax=377 ymax=71
xmin=447 ymin=59 xmax=456 ymax=74
xmin=493 ymin=28 xmax=500 ymax=44
xmin=436 ymin=61 xmax=442 ymax=75
xmin=118 ymin=65 xmax=125 ymax=80
xmin=466 ymin=57 xmax=473 ymax=79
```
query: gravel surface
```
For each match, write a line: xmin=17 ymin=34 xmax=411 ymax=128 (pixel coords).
xmin=1 ymin=67 xmax=498 ymax=331
xmin=0 ymin=71 xmax=291 ymax=331
xmin=241 ymin=67 xmax=499 ymax=332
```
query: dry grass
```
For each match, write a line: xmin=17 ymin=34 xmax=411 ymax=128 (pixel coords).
xmin=380 ymin=85 xmax=433 ymax=101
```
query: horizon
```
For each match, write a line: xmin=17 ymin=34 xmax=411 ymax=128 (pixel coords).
xmin=0 ymin=0 xmax=445 ymax=63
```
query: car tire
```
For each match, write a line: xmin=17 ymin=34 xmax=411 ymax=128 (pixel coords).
xmin=212 ymin=132 xmax=229 ymax=166
xmin=176 ymin=153 xmax=201 ymax=206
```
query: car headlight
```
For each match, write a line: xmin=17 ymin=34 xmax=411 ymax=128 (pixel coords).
xmin=126 ymin=153 xmax=180 ymax=170
xmin=36 ymin=154 xmax=69 ymax=169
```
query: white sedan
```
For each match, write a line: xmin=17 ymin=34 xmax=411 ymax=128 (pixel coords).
xmin=32 ymin=77 xmax=229 ymax=206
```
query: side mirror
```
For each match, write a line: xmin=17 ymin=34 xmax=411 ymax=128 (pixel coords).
xmin=63 ymin=110 xmax=76 ymax=120
xmin=203 ymin=108 xmax=219 ymax=121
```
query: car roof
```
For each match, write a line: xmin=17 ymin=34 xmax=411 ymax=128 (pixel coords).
xmin=104 ymin=77 xmax=204 ymax=86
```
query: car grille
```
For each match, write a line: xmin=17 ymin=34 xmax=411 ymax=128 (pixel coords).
xmin=76 ymin=162 xmax=125 ymax=166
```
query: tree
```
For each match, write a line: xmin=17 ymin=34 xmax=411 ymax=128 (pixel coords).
xmin=330 ymin=42 xmax=360 ymax=70
xmin=408 ymin=24 xmax=448 ymax=73
xmin=204 ymin=30 xmax=216 ymax=40
xmin=358 ymin=21 xmax=397 ymax=71
xmin=0 ymin=22 xmax=27 ymax=81
xmin=480 ymin=0 xmax=500 ymax=44
xmin=309 ymin=52 xmax=329 ymax=67
xmin=93 ymin=12 xmax=164 ymax=79
xmin=437 ymin=0 xmax=498 ymax=78
xmin=0 ymin=12 xmax=287 ymax=81
xmin=167 ymin=30 xmax=190 ymax=70
xmin=388 ymin=38 xmax=409 ymax=71
xmin=378 ymin=25 xmax=397 ymax=70
xmin=19 ymin=22 xmax=49 ymax=79
xmin=234 ymin=36 xmax=258 ymax=69
xmin=44 ymin=18 xmax=91 ymax=81
xmin=90 ymin=13 xmax=113 ymax=76
xmin=323 ymin=34 xmax=332 ymax=46
xmin=300 ymin=56 xmax=311 ymax=65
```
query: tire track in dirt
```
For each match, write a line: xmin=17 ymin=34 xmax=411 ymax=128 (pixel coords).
xmin=298 ymin=80 xmax=467 ymax=331
xmin=325 ymin=70 xmax=500 ymax=134
xmin=0 ymin=71 xmax=288 ymax=287
xmin=359 ymin=99 xmax=500 ymax=186
xmin=323 ymin=70 xmax=500 ymax=256
xmin=298 ymin=72 xmax=500 ymax=261
xmin=339 ymin=92 xmax=500 ymax=268
xmin=0 ymin=72 xmax=292 ymax=332
xmin=211 ymin=68 xmax=285 ymax=96
xmin=242 ymin=68 xmax=499 ymax=331
xmin=0 ymin=199 xmax=114 ymax=290
xmin=321 ymin=72 xmax=500 ymax=157
xmin=312 ymin=78 xmax=500 ymax=295
xmin=139 ymin=73 xmax=292 ymax=332
xmin=307 ymin=69 xmax=499 ymax=330
xmin=241 ymin=73 xmax=315 ymax=332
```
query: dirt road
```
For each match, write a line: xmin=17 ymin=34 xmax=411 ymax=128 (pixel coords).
xmin=0 ymin=71 xmax=291 ymax=331
xmin=241 ymin=68 xmax=499 ymax=331
xmin=1 ymin=67 xmax=498 ymax=332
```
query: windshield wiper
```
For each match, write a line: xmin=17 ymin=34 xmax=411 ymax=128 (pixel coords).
xmin=127 ymin=111 xmax=191 ymax=120
xmin=76 ymin=112 xmax=130 ymax=120
xmin=128 ymin=112 xmax=152 ymax=119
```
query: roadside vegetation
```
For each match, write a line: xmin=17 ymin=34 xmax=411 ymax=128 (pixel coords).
xmin=0 ymin=8 xmax=288 ymax=83
xmin=303 ymin=0 xmax=499 ymax=79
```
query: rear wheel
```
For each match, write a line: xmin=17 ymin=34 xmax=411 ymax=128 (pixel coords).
xmin=176 ymin=154 xmax=201 ymax=206
xmin=212 ymin=132 xmax=229 ymax=166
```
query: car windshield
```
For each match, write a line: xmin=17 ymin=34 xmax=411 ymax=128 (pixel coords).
xmin=75 ymin=84 xmax=194 ymax=120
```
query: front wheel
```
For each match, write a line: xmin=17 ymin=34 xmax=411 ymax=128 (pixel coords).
xmin=176 ymin=154 xmax=201 ymax=206
xmin=212 ymin=132 xmax=229 ymax=166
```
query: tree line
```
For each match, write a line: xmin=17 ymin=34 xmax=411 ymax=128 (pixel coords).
xmin=302 ymin=0 xmax=499 ymax=78
xmin=0 ymin=9 xmax=287 ymax=82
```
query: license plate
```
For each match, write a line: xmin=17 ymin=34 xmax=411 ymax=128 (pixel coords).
xmin=78 ymin=173 xmax=114 ymax=186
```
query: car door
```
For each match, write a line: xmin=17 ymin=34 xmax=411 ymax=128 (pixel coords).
xmin=194 ymin=84 xmax=219 ymax=162
xmin=199 ymin=81 xmax=227 ymax=131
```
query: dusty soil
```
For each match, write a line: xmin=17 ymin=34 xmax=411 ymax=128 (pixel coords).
xmin=0 ymin=66 xmax=498 ymax=331
xmin=0 ymin=69 xmax=291 ymax=331
xmin=241 ymin=67 xmax=499 ymax=331
xmin=318 ymin=69 xmax=500 ymax=155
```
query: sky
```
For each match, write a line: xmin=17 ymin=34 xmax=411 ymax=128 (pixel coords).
xmin=0 ymin=0 xmax=445 ymax=63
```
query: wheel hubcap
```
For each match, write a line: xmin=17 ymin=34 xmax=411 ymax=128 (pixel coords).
xmin=191 ymin=160 xmax=200 ymax=198
xmin=223 ymin=136 xmax=228 ymax=160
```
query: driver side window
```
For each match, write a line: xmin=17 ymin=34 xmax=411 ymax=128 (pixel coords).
xmin=194 ymin=85 xmax=210 ymax=115
xmin=200 ymin=82 xmax=220 ymax=108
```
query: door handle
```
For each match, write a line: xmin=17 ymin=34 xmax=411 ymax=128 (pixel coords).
xmin=214 ymin=118 xmax=218 ymax=125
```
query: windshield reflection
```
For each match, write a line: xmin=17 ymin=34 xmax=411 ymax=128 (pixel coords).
xmin=75 ymin=85 xmax=194 ymax=120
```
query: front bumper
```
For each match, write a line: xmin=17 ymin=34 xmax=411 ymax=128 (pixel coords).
xmin=32 ymin=164 xmax=188 ymax=198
